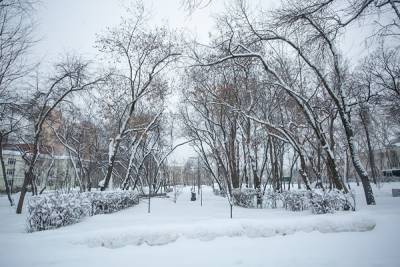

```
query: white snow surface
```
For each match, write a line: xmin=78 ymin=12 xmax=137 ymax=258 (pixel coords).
xmin=80 ymin=214 xmax=375 ymax=248
xmin=1 ymin=183 xmax=399 ymax=267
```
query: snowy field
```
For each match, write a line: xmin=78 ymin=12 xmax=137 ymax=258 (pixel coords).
xmin=1 ymin=183 xmax=399 ymax=267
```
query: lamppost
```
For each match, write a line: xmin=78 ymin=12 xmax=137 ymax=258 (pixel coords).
xmin=198 ymin=157 xmax=202 ymax=206
xmin=190 ymin=165 xmax=196 ymax=201
xmin=200 ymin=181 xmax=202 ymax=206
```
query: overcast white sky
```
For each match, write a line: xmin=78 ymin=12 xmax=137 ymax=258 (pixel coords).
xmin=31 ymin=0 xmax=374 ymax=63
xmin=31 ymin=0 xmax=225 ymax=64
xmin=31 ymin=0 xmax=377 ymax=165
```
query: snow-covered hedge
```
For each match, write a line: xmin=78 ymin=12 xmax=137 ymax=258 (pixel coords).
xmin=256 ymin=189 xmax=355 ymax=213
xmin=165 ymin=187 xmax=173 ymax=193
xmin=264 ymin=190 xmax=282 ymax=209
xmin=217 ymin=187 xmax=354 ymax=213
xmin=27 ymin=191 xmax=139 ymax=232
xmin=90 ymin=191 xmax=139 ymax=215
xmin=212 ymin=187 xmax=226 ymax=197
xmin=281 ymin=190 xmax=309 ymax=211
xmin=232 ymin=188 xmax=257 ymax=208
xmin=267 ymin=189 xmax=354 ymax=214
xmin=308 ymin=189 xmax=353 ymax=214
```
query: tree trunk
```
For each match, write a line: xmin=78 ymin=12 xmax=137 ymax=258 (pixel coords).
xmin=101 ymin=162 xmax=114 ymax=191
xmin=17 ymin=138 xmax=39 ymax=214
xmin=101 ymin=138 xmax=120 ymax=191
xmin=342 ymin=114 xmax=375 ymax=205
xmin=16 ymin=170 xmax=34 ymax=214
xmin=229 ymin=126 xmax=239 ymax=189
xmin=0 ymin=137 xmax=13 ymax=206
xmin=360 ymin=109 xmax=378 ymax=185
xmin=326 ymin=156 xmax=345 ymax=191
xmin=298 ymin=152 xmax=311 ymax=190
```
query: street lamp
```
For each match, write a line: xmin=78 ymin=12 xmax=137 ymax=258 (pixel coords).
xmin=200 ymin=181 xmax=202 ymax=206
xmin=190 ymin=165 xmax=196 ymax=201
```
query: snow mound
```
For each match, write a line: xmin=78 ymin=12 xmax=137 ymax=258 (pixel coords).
xmin=78 ymin=214 xmax=375 ymax=248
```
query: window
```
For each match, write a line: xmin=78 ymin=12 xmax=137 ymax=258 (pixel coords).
xmin=6 ymin=169 xmax=15 ymax=176
xmin=7 ymin=158 xmax=16 ymax=165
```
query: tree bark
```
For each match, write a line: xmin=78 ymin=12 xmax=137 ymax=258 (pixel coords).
xmin=101 ymin=138 xmax=120 ymax=191
xmin=360 ymin=108 xmax=378 ymax=185
xmin=342 ymin=116 xmax=375 ymax=204
xmin=0 ymin=136 xmax=13 ymax=206
xmin=16 ymin=169 xmax=34 ymax=213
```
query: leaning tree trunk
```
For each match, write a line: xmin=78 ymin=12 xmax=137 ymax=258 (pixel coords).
xmin=16 ymin=138 xmax=40 ymax=214
xmin=365 ymin=128 xmax=378 ymax=185
xmin=101 ymin=137 xmax=121 ymax=191
xmin=326 ymin=155 xmax=348 ymax=192
xmin=341 ymin=113 xmax=375 ymax=205
xmin=16 ymin=168 xmax=34 ymax=213
xmin=298 ymin=152 xmax=311 ymax=190
xmin=360 ymin=109 xmax=378 ymax=185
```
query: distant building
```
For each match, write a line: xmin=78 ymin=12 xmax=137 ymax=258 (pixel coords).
xmin=376 ymin=138 xmax=400 ymax=177
xmin=0 ymin=143 xmax=77 ymax=192
xmin=0 ymin=146 xmax=25 ymax=192
xmin=0 ymin=108 xmax=104 ymax=192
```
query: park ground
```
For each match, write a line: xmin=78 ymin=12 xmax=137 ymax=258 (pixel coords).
xmin=0 ymin=183 xmax=399 ymax=267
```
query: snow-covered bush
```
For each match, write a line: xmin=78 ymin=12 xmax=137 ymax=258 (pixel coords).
xmin=264 ymin=189 xmax=282 ymax=208
xmin=281 ymin=190 xmax=309 ymax=211
xmin=263 ymin=189 xmax=354 ymax=214
xmin=309 ymin=190 xmax=333 ymax=214
xmin=212 ymin=187 xmax=226 ymax=197
xmin=309 ymin=189 xmax=353 ymax=214
xmin=26 ymin=192 xmax=91 ymax=232
xmin=165 ymin=187 xmax=173 ymax=193
xmin=90 ymin=191 xmax=139 ymax=215
xmin=232 ymin=188 xmax=256 ymax=208
xmin=27 ymin=191 xmax=139 ymax=232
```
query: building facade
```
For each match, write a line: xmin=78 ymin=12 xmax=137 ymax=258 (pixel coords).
xmin=0 ymin=144 xmax=78 ymax=192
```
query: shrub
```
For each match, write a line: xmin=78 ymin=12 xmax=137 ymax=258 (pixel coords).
xmin=232 ymin=188 xmax=256 ymax=208
xmin=263 ymin=189 xmax=354 ymax=214
xmin=264 ymin=189 xmax=282 ymax=209
xmin=90 ymin=191 xmax=139 ymax=215
xmin=212 ymin=187 xmax=226 ymax=197
xmin=27 ymin=191 xmax=139 ymax=232
xmin=165 ymin=187 xmax=173 ymax=193
xmin=281 ymin=190 xmax=309 ymax=211
xmin=309 ymin=189 xmax=354 ymax=214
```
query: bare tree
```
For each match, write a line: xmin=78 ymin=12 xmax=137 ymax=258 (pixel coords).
xmin=181 ymin=0 xmax=212 ymax=14
xmin=15 ymin=56 xmax=103 ymax=214
xmin=95 ymin=3 xmax=180 ymax=191
xmin=191 ymin=1 xmax=385 ymax=203
xmin=0 ymin=0 xmax=35 ymax=206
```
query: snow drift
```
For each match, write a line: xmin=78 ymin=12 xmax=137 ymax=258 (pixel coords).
xmin=79 ymin=213 xmax=375 ymax=248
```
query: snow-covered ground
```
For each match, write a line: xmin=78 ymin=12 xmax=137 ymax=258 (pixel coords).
xmin=1 ymin=183 xmax=399 ymax=267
